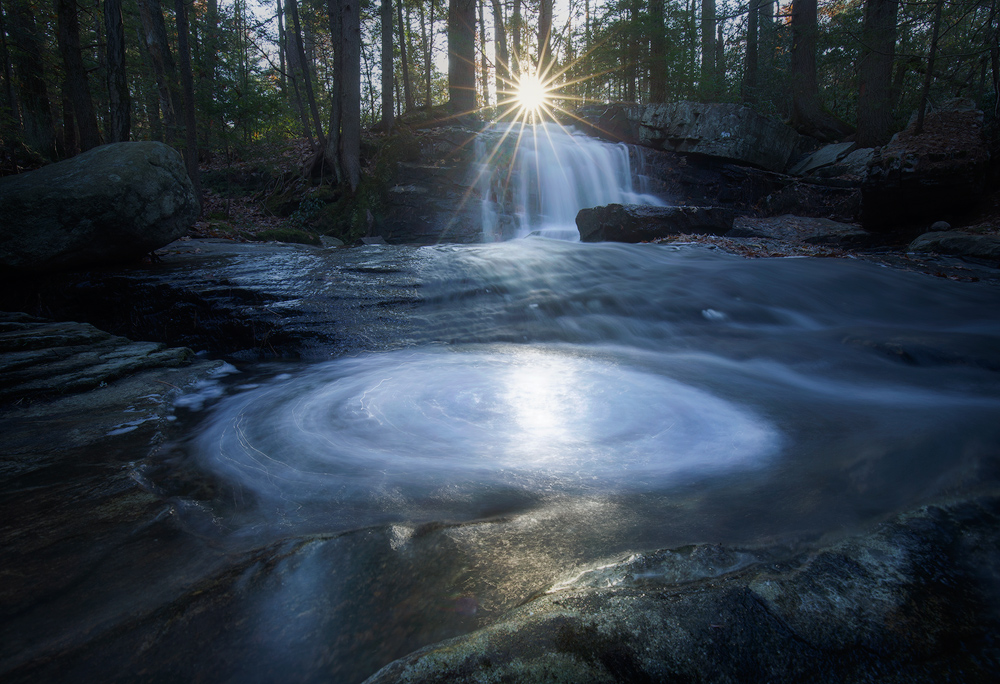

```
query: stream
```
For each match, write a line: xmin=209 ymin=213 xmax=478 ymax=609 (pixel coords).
xmin=3 ymin=127 xmax=1000 ymax=682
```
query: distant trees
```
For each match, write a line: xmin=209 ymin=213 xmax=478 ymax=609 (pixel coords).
xmin=0 ymin=0 xmax=997 ymax=183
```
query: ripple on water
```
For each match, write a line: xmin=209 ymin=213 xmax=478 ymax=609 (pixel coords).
xmin=190 ymin=345 xmax=780 ymax=528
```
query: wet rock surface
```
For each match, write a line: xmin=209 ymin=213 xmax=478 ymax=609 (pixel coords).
xmin=577 ymin=204 xmax=735 ymax=242
xmin=727 ymin=215 xmax=872 ymax=247
xmin=909 ymin=231 xmax=1000 ymax=261
xmin=365 ymin=495 xmax=1000 ymax=683
xmin=0 ymin=142 xmax=199 ymax=273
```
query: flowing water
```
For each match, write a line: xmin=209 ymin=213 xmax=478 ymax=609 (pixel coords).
xmin=148 ymin=129 xmax=1000 ymax=681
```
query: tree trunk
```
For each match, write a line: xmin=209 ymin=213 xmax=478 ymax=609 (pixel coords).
xmin=325 ymin=0 xmax=342 ymax=183
xmin=8 ymin=0 xmax=55 ymax=156
xmin=914 ymin=0 xmax=943 ymax=135
xmin=700 ymin=0 xmax=716 ymax=98
xmin=490 ymin=0 xmax=508 ymax=101
xmin=424 ymin=0 xmax=435 ymax=107
xmin=57 ymin=0 xmax=101 ymax=152
xmin=538 ymin=0 xmax=552 ymax=74
xmin=743 ymin=0 xmax=758 ymax=104
xmin=104 ymin=0 xmax=130 ymax=142
xmin=650 ymin=0 xmax=666 ymax=102
xmin=789 ymin=0 xmax=852 ymax=140
xmin=448 ymin=0 xmax=476 ymax=115
xmin=856 ymin=0 xmax=898 ymax=147
xmin=174 ymin=0 xmax=201 ymax=199
xmin=277 ymin=0 xmax=286 ymax=91
xmin=511 ymin=0 xmax=520 ymax=76
xmin=398 ymin=0 xmax=413 ymax=111
xmin=289 ymin=0 xmax=325 ymax=147
xmin=381 ymin=0 xmax=394 ymax=129
xmin=340 ymin=0 xmax=361 ymax=191
xmin=478 ymin=0 xmax=488 ymax=106
xmin=1 ymin=0 xmax=21 ymax=127
xmin=137 ymin=0 xmax=183 ymax=145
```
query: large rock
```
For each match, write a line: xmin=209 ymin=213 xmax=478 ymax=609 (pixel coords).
xmin=728 ymin=215 xmax=872 ymax=247
xmin=862 ymin=100 xmax=990 ymax=231
xmin=632 ymin=102 xmax=813 ymax=173
xmin=364 ymin=495 xmax=1000 ymax=683
xmin=577 ymin=204 xmax=736 ymax=243
xmin=0 ymin=142 xmax=199 ymax=273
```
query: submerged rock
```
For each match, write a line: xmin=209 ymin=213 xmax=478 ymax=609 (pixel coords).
xmin=364 ymin=495 xmax=1000 ymax=683
xmin=0 ymin=142 xmax=199 ymax=273
xmin=577 ymin=204 xmax=735 ymax=243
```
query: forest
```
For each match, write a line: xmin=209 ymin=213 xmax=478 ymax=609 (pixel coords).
xmin=1 ymin=0 xmax=998 ymax=195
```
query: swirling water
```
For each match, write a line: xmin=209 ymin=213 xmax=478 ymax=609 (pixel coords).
xmin=179 ymin=239 xmax=1000 ymax=548
xmin=153 ymin=238 xmax=1000 ymax=682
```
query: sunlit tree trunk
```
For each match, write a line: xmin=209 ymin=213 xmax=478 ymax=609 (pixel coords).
xmin=856 ymin=0 xmax=898 ymax=147
xmin=104 ymin=0 xmax=130 ymax=142
xmin=448 ymin=0 xmax=476 ymax=114
xmin=511 ymin=0 xmax=520 ymax=75
xmin=478 ymin=0 xmax=489 ymax=106
xmin=490 ymin=0 xmax=508 ymax=101
xmin=381 ymin=0 xmax=394 ymax=128
xmin=538 ymin=0 xmax=552 ymax=74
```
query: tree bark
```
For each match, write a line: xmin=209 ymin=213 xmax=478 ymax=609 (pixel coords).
xmin=650 ymin=0 xmax=666 ymax=102
xmin=56 ymin=0 xmax=100 ymax=152
xmin=325 ymin=0 xmax=342 ymax=182
xmin=914 ymin=0 xmax=943 ymax=135
xmin=743 ymin=0 xmax=758 ymax=104
xmin=478 ymin=0 xmax=488 ymax=106
xmin=856 ymin=0 xmax=898 ymax=147
xmin=174 ymin=0 xmax=201 ymax=199
xmin=340 ymin=0 xmax=361 ymax=190
xmin=288 ymin=0 xmax=325 ymax=147
xmin=538 ymin=0 xmax=552 ymax=74
xmin=137 ymin=0 xmax=183 ymax=144
xmin=397 ymin=0 xmax=413 ymax=111
xmin=448 ymin=0 xmax=476 ymax=115
xmin=381 ymin=0 xmax=394 ymax=129
xmin=490 ymin=0 xmax=508 ymax=101
xmin=104 ymin=0 xmax=130 ymax=142
xmin=700 ymin=0 xmax=716 ymax=98
xmin=1 ymin=0 xmax=21 ymax=128
xmin=511 ymin=0 xmax=520 ymax=75
xmin=8 ymin=0 xmax=55 ymax=156
xmin=789 ymin=0 xmax=852 ymax=140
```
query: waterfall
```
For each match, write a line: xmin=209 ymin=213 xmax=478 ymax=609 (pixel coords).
xmin=477 ymin=122 xmax=665 ymax=241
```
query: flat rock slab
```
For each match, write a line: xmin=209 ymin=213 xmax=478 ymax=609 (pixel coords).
xmin=909 ymin=231 xmax=1000 ymax=261
xmin=0 ymin=312 xmax=193 ymax=401
xmin=577 ymin=204 xmax=736 ymax=243
xmin=364 ymin=495 xmax=1000 ymax=683
xmin=727 ymin=215 xmax=871 ymax=247
xmin=788 ymin=141 xmax=857 ymax=176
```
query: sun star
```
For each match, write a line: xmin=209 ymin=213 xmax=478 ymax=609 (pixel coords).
xmin=515 ymin=73 xmax=551 ymax=117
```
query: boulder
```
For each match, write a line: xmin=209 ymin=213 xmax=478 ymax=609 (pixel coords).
xmin=0 ymin=142 xmax=199 ymax=273
xmin=577 ymin=204 xmax=736 ymax=243
xmin=908 ymin=231 xmax=1000 ymax=260
xmin=862 ymin=102 xmax=990 ymax=231
xmin=728 ymin=215 xmax=871 ymax=246
xmin=631 ymin=102 xmax=813 ymax=173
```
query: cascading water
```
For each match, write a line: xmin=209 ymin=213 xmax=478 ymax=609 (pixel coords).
xmin=477 ymin=122 xmax=664 ymax=241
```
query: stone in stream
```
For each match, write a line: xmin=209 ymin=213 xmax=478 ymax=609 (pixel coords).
xmin=576 ymin=204 xmax=736 ymax=243
xmin=363 ymin=495 xmax=1000 ymax=683
xmin=0 ymin=141 xmax=200 ymax=273
xmin=908 ymin=231 xmax=1000 ymax=261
